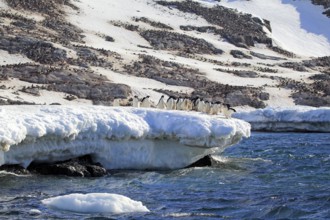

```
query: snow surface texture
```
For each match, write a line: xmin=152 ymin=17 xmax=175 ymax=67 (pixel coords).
xmin=219 ymin=0 xmax=330 ymax=57
xmin=233 ymin=106 xmax=330 ymax=132
xmin=42 ymin=193 xmax=150 ymax=214
xmin=0 ymin=106 xmax=250 ymax=169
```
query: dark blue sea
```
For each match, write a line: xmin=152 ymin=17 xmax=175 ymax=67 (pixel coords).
xmin=1 ymin=132 xmax=329 ymax=219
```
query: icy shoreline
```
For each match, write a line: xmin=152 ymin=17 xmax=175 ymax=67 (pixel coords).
xmin=233 ymin=106 xmax=330 ymax=132
xmin=0 ymin=106 xmax=250 ymax=170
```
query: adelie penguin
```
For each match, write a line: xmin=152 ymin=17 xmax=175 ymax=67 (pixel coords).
xmin=140 ymin=95 xmax=152 ymax=108
xmin=132 ymin=95 xmax=140 ymax=108
xmin=176 ymin=97 xmax=184 ymax=110
xmin=166 ymin=96 xmax=177 ymax=110
xmin=156 ymin=95 xmax=167 ymax=109
xmin=224 ymin=104 xmax=236 ymax=118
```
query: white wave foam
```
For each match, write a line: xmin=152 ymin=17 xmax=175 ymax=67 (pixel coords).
xmin=0 ymin=170 xmax=30 ymax=177
xmin=42 ymin=193 xmax=150 ymax=214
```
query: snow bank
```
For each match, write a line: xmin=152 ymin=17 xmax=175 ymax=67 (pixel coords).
xmin=219 ymin=0 xmax=330 ymax=57
xmin=233 ymin=106 xmax=330 ymax=132
xmin=0 ymin=106 xmax=250 ymax=169
xmin=42 ymin=193 xmax=149 ymax=213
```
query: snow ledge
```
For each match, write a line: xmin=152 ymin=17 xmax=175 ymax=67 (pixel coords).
xmin=233 ymin=106 xmax=330 ymax=132
xmin=0 ymin=106 xmax=250 ymax=170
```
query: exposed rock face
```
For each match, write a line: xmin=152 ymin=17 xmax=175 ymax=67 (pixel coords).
xmin=215 ymin=68 xmax=259 ymax=78
xmin=279 ymin=73 xmax=330 ymax=107
xmin=140 ymin=30 xmax=223 ymax=54
xmin=5 ymin=0 xmax=83 ymax=44
xmin=0 ymin=36 xmax=67 ymax=64
xmin=0 ymin=64 xmax=131 ymax=103
xmin=324 ymin=9 xmax=330 ymax=17
xmin=186 ymin=155 xmax=218 ymax=168
xmin=0 ymin=164 xmax=30 ymax=175
xmin=0 ymin=0 xmax=328 ymax=108
xmin=303 ymin=56 xmax=330 ymax=68
xmin=250 ymin=52 xmax=285 ymax=61
xmin=279 ymin=62 xmax=307 ymax=72
xmin=230 ymin=50 xmax=253 ymax=59
xmin=269 ymin=46 xmax=296 ymax=58
xmin=0 ymin=155 xmax=108 ymax=177
xmin=5 ymin=0 xmax=78 ymax=15
xmin=311 ymin=0 xmax=330 ymax=18
xmin=28 ymin=155 xmax=107 ymax=177
xmin=157 ymin=0 xmax=272 ymax=48
xmin=125 ymin=55 xmax=267 ymax=108
xmin=134 ymin=17 xmax=173 ymax=30
xmin=42 ymin=17 xmax=83 ymax=43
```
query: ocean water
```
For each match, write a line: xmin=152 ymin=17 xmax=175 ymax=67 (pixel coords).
xmin=0 ymin=132 xmax=329 ymax=219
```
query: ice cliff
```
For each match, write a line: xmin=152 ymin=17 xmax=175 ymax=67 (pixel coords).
xmin=0 ymin=106 xmax=250 ymax=170
xmin=234 ymin=106 xmax=330 ymax=132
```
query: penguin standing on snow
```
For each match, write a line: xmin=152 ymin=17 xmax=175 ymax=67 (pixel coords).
xmin=218 ymin=102 xmax=226 ymax=115
xmin=224 ymin=104 xmax=236 ymax=118
xmin=186 ymin=98 xmax=193 ymax=111
xmin=176 ymin=97 xmax=184 ymax=110
xmin=166 ymin=96 xmax=177 ymax=110
xmin=133 ymin=95 xmax=140 ymax=108
xmin=191 ymin=97 xmax=200 ymax=111
xmin=197 ymin=99 xmax=205 ymax=113
xmin=203 ymin=101 xmax=211 ymax=114
xmin=140 ymin=95 xmax=152 ymax=108
xmin=156 ymin=95 xmax=167 ymax=109
xmin=209 ymin=102 xmax=218 ymax=115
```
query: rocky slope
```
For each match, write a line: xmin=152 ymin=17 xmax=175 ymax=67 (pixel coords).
xmin=0 ymin=0 xmax=329 ymax=108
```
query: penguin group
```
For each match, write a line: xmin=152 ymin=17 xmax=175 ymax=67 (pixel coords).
xmin=113 ymin=95 xmax=236 ymax=118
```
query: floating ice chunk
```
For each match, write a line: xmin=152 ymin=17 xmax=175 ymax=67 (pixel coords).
xmin=29 ymin=209 xmax=42 ymax=215
xmin=42 ymin=193 xmax=150 ymax=214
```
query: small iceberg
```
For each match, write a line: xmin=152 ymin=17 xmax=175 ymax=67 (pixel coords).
xmin=41 ymin=193 xmax=150 ymax=213
xmin=0 ymin=105 xmax=250 ymax=170
xmin=233 ymin=106 xmax=330 ymax=132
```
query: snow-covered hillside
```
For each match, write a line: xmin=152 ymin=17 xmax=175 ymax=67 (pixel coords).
xmin=0 ymin=0 xmax=329 ymax=108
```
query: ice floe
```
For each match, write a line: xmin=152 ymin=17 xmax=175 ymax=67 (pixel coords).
xmin=42 ymin=193 xmax=150 ymax=214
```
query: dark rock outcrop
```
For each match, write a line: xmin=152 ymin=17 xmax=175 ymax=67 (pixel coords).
xmin=0 ymin=36 xmax=67 ymax=64
xmin=186 ymin=155 xmax=218 ymax=168
xmin=214 ymin=68 xmax=259 ymax=78
xmin=311 ymin=0 xmax=330 ymax=18
xmin=269 ymin=46 xmax=296 ymax=58
xmin=250 ymin=51 xmax=285 ymax=61
xmin=158 ymin=0 xmax=272 ymax=48
xmin=125 ymin=55 xmax=267 ymax=108
xmin=0 ymin=64 xmax=131 ymax=103
xmin=230 ymin=50 xmax=253 ymax=59
xmin=134 ymin=17 xmax=173 ymax=30
xmin=303 ymin=56 xmax=330 ymax=68
xmin=279 ymin=62 xmax=307 ymax=72
xmin=28 ymin=155 xmax=107 ymax=177
xmin=0 ymin=164 xmax=30 ymax=175
xmin=140 ymin=30 xmax=223 ymax=54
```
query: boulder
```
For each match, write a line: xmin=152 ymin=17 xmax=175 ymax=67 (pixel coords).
xmin=28 ymin=155 xmax=108 ymax=177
